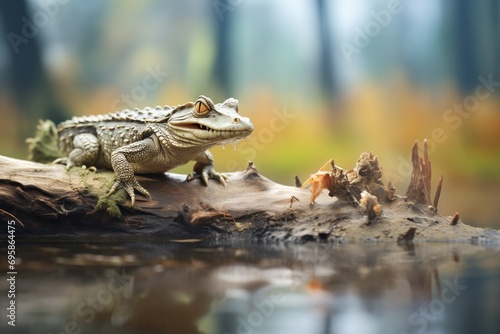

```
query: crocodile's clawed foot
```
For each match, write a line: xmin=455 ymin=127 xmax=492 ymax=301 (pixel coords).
xmin=52 ymin=158 xmax=97 ymax=172
xmin=186 ymin=165 xmax=229 ymax=187
xmin=82 ymin=165 xmax=97 ymax=173
xmin=52 ymin=157 xmax=74 ymax=170
xmin=107 ymin=178 xmax=151 ymax=207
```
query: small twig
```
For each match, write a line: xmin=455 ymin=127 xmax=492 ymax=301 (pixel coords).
xmin=294 ymin=176 xmax=302 ymax=188
xmin=385 ymin=180 xmax=396 ymax=201
xmin=0 ymin=208 xmax=25 ymax=228
xmin=289 ymin=195 xmax=300 ymax=209
xmin=450 ymin=212 xmax=460 ymax=226
xmin=433 ymin=173 xmax=443 ymax=211
xmin=422 ymin=139 xmax=432 ymax=204
xmin=245 ymin=161 xmax=258 ymax=173
xmin=282 ymin=195 xmax=300 ymax=211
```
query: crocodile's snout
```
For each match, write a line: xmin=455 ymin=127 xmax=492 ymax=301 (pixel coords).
xmin=233 ymin=115 xmax=254 ymax=133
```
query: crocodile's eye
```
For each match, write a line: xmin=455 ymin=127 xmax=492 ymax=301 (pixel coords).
xmin=194 ymin=96 xmax=212 ymax=117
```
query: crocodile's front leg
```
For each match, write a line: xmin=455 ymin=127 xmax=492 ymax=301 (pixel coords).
xmin=107 ymin=138 xmax=156 ymax=206
xmin=186 ymin=150 xmax=229 ymax=186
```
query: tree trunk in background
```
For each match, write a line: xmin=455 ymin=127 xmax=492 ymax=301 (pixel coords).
xmin=0 ymin=0 xmax=67 ymax=124
xmin=453 ymin=0 xmax=480 ymax=94
xmin=0 ymin=0 xmax=42 ymax=107
xmin=453 ymin=0 xmax=500 ymax=95
xmin=212 ymin=1 xmax=233 ymax=97
xmin=316 ymin=0 xmax=337 ymax=104
xmin=488 ymin=0 xmax=500 ymax=83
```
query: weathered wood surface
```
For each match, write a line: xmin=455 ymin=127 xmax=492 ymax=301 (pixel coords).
xmin=0 ymin=154 xmax=498 ymax=242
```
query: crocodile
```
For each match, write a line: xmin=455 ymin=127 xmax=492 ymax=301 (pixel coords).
xmin=55 ymin=95 xmax=254 ymax=206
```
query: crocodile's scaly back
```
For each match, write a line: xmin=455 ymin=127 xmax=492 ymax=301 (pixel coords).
xmin=58 ymin=103 xmax=195 ymax=126
xmin=57 ymin=102 xmax=194 ymax=154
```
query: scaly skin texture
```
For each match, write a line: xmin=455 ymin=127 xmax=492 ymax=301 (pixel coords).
xmin=55 ymin=96 xmax=254 ymax=206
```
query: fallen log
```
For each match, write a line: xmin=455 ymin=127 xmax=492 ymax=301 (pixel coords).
xmin=0 ymin=143 xmax=498 ymax=242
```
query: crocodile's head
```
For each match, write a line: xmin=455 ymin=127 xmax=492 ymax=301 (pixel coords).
xmin=168 ymin=95 xmax=254 ymax=148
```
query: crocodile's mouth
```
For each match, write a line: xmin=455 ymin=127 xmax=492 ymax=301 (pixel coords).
xmin=173 ymin=122 xmax=252 ymax=134
xmin=176 ymin=123 xmax=215 ymax=131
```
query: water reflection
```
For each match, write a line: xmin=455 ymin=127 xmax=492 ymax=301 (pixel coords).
xmin=1 ymin=240 xmax=499 ymax=334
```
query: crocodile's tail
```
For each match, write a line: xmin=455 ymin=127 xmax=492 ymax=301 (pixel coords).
xmin=26 ymin=120 xmax=63 ymax=163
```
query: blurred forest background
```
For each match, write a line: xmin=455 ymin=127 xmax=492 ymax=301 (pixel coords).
xmin=0 ymin=0 xmax=499 ymax=227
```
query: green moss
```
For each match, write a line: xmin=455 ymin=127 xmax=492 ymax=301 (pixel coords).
xmin=69 ymin=166 xmax=114 ymax=195
xmin=96 ymin=190 xmax=128 ymax=218
xmin=26 ymin=120 xmax=63 ymax=163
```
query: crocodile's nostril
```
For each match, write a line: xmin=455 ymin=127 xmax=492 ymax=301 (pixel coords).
xmin=233 ymin=118 xmax=239 ymax=123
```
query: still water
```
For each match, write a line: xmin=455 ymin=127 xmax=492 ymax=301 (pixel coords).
xmin=1 ymin=238 xmax=499 ymax=334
